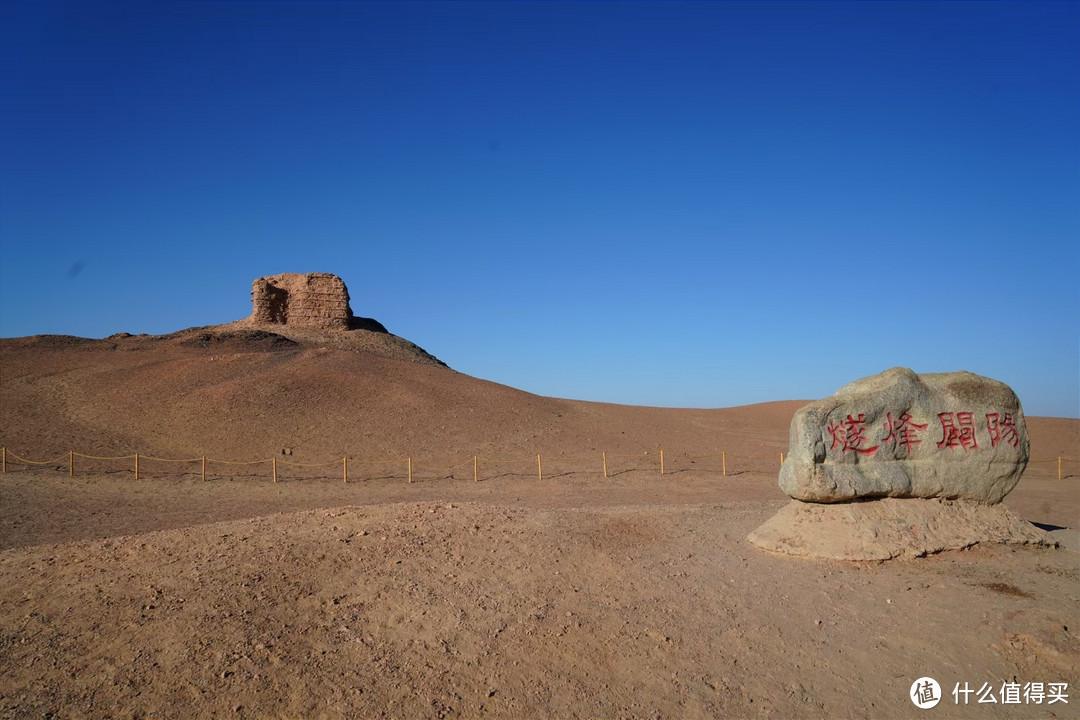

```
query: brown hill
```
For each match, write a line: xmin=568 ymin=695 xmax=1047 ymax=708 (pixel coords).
xmin=2 ymin=322 xmax=1078 ymax=719
xmin=6 ymin=269 xmax=1069 ymax=476
xmin=0 ymin=325 xmax=802 ymax=467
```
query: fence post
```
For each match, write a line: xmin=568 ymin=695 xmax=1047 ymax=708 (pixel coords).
xmin=474 ymin=455 xmax=478 ymax=483
xmin=537 ymin=454 xmax=542 ymax=482
xmin=201 ymin=456 xmax=206 ymax=482
xmin=780 ymin=452 xmax=784 ymax=467
xmin=408 ymin=457 xmax=412 ymax=483
xmin=602 ymin=452 xmax=608 ymax=478
xmin=1060 ymin=457 xmax=1063 ymax=481
xmin=722 ymin=451 xmax=727 ymax=477
xmin=660 ymin=449 xmax=664 ymax=476
xmin=343 ymin=456 xmax=348 ymax=484
xmin=134 ymin=453 xmax=139 ymax=480
xmin=272 ymin=458 xmax=277 ymax=484
xmin=69 ymin=451 xmax=74 ymax=477
xmin=1 ymin=447 xmax=5 ymax=474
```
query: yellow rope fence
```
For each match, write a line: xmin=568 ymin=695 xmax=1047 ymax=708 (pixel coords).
xmin=6 ymin=452 xmax=69 ymax=466
xmin=1028 ymin=457 xmax=1080 ymax=480
xmin=1 ymin=447 xmax=1075 ymax=483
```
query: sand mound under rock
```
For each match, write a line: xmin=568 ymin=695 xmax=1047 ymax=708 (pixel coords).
xmin=747 ymin=497 xmax=1056 ymax=561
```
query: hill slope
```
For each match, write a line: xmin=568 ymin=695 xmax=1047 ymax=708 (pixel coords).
xmin=0 ymin=326 xmax=800 ymax=464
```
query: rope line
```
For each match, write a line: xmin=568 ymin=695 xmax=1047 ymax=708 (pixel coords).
xmin=408 ymin=459 xmax=476 ymax=473
xmin=3 ymin=447 xmax=1071 ymax=480
xmin=139 ymin=455 xmax=202 ymax=463
xmin=8 ymin=453 xmax=68 ymax=465
xmin=413 ymin=465 xmax=456 ymax=473
xmin=277 ymin=459 xmax=341 ymax=468
xmin=71 ymin=452 xmax=137 ymax=461
xmin=207 ymin=458 xmax=271 ymax=466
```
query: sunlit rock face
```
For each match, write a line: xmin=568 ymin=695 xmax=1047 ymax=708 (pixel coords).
xmin=779 ymin=367 xmax=1028 ymax=505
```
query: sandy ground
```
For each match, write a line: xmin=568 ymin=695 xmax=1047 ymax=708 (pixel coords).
xmin=1 ymin=469 xmax=1077 ymax=719
xmin=1 ymin=330 xmax=1078 ymax=718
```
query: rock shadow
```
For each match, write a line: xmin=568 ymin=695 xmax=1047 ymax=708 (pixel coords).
xmin=347 ymin=316 xmax=389 ymax=333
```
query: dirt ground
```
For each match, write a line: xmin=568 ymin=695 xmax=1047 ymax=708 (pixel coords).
xmin=1 ymin=468 xmax=1077 ymax=720
xmin=1 ymin=331 xmax=1078 ymax=718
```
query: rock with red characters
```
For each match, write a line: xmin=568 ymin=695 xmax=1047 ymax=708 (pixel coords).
xmin=779 ymin=367 xmax=1029 ymax=505
xmin=749 ymin=368 xmax=1052 ymax=560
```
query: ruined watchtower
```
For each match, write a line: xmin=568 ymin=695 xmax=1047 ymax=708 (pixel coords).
xmin=250 ymin=273 xmax=354 ymax=330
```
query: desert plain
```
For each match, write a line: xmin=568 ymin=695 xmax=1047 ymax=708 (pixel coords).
xmin=1 ymin=325 xmax=1077 ymax=719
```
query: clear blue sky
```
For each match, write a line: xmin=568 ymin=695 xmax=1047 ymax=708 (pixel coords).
xmin=2 ymin=1 xmax=1077 ymax=417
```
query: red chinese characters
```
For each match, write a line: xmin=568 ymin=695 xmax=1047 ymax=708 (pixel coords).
xmin=881 ymin=412 xmax=928 ymax=451
xmin=986 ymin=412 xmax=1020 ymax=449
xmin=937 ymin=412 xmax=979 ymax=450
xmin=825 ymin=409 xmax=1020 ymax=457
xmin=826 ymin=414 xmax=880 ymax=456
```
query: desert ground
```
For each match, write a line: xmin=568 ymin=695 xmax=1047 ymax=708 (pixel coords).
xmin=1 ymin=326 xmax=1077 ymax=719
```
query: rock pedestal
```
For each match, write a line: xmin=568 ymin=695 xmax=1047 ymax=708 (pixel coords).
xmin=749 ymin=368 xmax=1055 ymax=560
xmin=747 ymin=497 xmax=1053 ymax=561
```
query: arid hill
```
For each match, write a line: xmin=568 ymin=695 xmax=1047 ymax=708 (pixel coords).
xmin=0 ymin=324 xmax=803 ymax=466
xmin=6 ymin=271 xmax=1071 ymax=475
xmin=2 ymin=319 xmax=1076 ymax=475
xmin=2 ymin=317 xmax=1078 ymax=719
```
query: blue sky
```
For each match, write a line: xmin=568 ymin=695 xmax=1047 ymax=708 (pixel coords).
xmin=2 ymin=1 xmax=1077 ymax=417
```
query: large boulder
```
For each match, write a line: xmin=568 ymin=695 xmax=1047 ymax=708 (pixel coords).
xmin=750 ymin=368 xmax=1054 ymax=561
xmin=779 ymin=368 xmax=1028 ymax=505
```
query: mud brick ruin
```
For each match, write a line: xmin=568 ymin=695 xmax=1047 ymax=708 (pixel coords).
xmin=250 ymin=273 xmax=354 ymax=330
